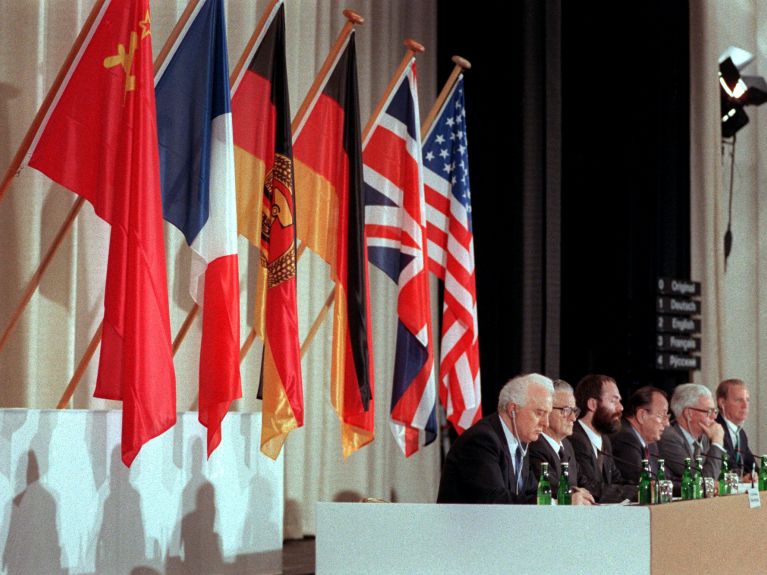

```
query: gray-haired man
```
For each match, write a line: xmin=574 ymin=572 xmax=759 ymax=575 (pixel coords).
xmin=657 ymin=383 xmax=725 ymax=491
xmin=437 ymin=373 xmax=554 ymax=504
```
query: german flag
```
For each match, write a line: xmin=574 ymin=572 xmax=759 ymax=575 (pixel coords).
xmin=231 ymin=1 xmax=303 ymax=459
xmin=294 ymin=32 xmax=374 ymax=458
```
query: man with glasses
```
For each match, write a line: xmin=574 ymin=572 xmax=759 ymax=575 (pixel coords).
xmin=657 ymin=383 xmax=725 ymax=490
xmin=529 ymin=379 xmax=595 ymax=504
xmin=570 ymin=374 xmax=637 ymax=503
xmin=437 ymin=373 xmax=554 ymax=504
xmin=610 ymin=386 xmax=670 ymax=483
xmin=715 ymin=379 xmax=755 ymax=480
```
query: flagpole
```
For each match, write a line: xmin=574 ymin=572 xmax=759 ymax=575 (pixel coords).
xmin=420 ymin=55 xmax=471 ymax=137
xmin=296 ymin=39 xmax=426 ymax=361
xmin=56 ymin=0 xmax=209 ymax=408
xmin=237 ymin=9 xmax=365 ymax=362
xmin=230 ymin=0 xmax=282 ymax=89
xmin=0 ymin=0 xmax=109 ymax=204
xmin=362 ymin=39 xmax=424 ymax=141
xmin=291 ymin=9 xmax=364 ymax=136
xmin=56 ymin=320 xmax=103 ymax=408
xmin=0 ymin=197 xmax=84 ymax=355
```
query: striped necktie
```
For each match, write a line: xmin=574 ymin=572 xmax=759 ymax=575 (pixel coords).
xmin=514 ymin=445 xmax=524 ymax=493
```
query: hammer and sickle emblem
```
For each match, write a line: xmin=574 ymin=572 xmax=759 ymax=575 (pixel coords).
xmin=103 ymin=31 xmax=138 ymax=93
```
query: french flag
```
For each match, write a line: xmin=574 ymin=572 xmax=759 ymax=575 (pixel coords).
xmin=155 ymin=0 xmax=241 ymax=456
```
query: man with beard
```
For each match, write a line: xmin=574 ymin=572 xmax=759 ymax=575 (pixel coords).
xmin=570 ymin=374 xmax=637 ymax=503
xmin=658 ymin=383 xmax=725 ymax=491
xmin=437 ymin=373 xmax=554 ymax=504
xmin=715 ymin=379 xmax=755 ymax=479
xmin=529 ymin=379 xmax=595 ymax=504
xmin=610 ymin=386 xmax=670 ymax=483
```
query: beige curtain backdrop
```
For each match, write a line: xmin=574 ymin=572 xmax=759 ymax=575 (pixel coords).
xmin=690 ymin=1 xmax=766 ymax=458
xmin=0 ymin=0 xmax=438 ymax=538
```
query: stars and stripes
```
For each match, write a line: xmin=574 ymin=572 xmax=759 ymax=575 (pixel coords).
xmin=363 ymin=60 xmax=437 ymax=456
xmin=423 ymin=75 xmax=482 ymax=434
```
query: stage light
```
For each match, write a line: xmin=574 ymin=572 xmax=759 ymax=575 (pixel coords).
xmin=719 ymin=47 xmax=767 ymax=138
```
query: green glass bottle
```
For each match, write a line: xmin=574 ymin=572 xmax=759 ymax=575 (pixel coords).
xmin=537 ymin=462 xmax=552 ymax=505
xmin=718 ymin=455 xmax=730 ymax=496
xmin=638 ymin=459 xmax=652 ymax=505
xmin=557 ymin=462 xmax=571 ymax=505
xmin=681 ymin=457 xmax=694 ymax=500
xmin=656 ymin=459 xmax=667 ymax=503
xmin=759 ymin=455 xmax=767 ymax=491
xmin=693 ymin=456 xmax=704 ymax=499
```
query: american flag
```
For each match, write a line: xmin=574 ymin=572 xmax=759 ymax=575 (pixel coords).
xmin=363 ymin=60 xmax=437 ymax=456
xmin=423 ymin=75 xmax=482 ymax=434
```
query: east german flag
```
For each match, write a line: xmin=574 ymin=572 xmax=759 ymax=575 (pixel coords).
xmin=26 ymin=0 xmax=176 ymax=466
xmin=230 ymin=0 xmax=303 ymax=459
xmin=293 ymin=32 xmax=375 ymax=458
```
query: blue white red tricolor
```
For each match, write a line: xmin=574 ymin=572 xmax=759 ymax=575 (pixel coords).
xmin=363 ymin=60 xmax=437 ymax=456
xmin=423 ymin=75 xmax=482 ymax=433
xmin=155 ymin=0 xmax=241 ymax=456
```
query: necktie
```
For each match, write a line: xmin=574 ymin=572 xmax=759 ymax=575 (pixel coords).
xmin=558 ymin=446 xmax=565 ymax=461
xmin=644 ymin=445 xmax=650 ymax=460
xmin=734 ymin=430 xmax=742 ymax=469
xmin=514 ymin=445 xmax=524 ymax=493
xmin=692 ymin=440 xmax=701 ymax=460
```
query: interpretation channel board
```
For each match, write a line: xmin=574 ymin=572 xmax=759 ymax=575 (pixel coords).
xmin=655 ymin=277 xmax=701 ymax=371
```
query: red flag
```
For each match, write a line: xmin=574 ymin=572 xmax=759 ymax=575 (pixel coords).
xmin=27 ymin=0 xmax=176 ymax=465
xmin=294 ymin=33 xmax=375 ymax=458
xmin=231 ymin=1 xmax=303 ymax=459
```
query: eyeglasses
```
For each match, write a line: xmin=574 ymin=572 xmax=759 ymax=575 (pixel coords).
xmin=688 ymin=407 xmax=719 ymax=417
xmin=553 ymin=406 xmax=580 ymax=417
xmin=641 ymin=409 xmax=671 ymax=421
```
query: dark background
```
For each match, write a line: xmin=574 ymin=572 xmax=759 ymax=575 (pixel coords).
xmin=437 ymin=0 xmax=692 ymax=408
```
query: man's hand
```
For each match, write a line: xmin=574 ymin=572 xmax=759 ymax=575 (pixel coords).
xmin=571 ymin=487 xmax=595 ymax=506
xmin=700 ymin=420 xmax=725 ymax=445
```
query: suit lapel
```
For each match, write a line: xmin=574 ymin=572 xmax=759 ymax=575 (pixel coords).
xmin=489 ymin=415 xmax=516 ymax=493
xmin=672 ymin=423 xmax=695 ymax=459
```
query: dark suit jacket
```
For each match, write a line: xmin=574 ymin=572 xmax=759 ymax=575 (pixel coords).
xmin=437 ymin=413 xmax=537 ymax=504
xmin=609 ymin=419 xmax=659 ymax=483
xmin=656 ymin=422 xmax=724 ymax=491
xmin=528 ymin=436 xmax=579 ymax=496
xmin=716 ymin=414 xmax=755 ymax=475
xmin=569 ymin=421 xmax=637 ymax=503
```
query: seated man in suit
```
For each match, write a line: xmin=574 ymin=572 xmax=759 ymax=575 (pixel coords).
xmin=657 ymin=383 xmax=725 ymax=491
xmin=610 ymin=386 xmax=669 ymax=483
xmin=529 ymin=379 xmax=594 ymax=505
xmin=570 ymin=374 xmax=637 ymax=503
xmin=437 ymin=373 xmax=554 ymax=504
xmin=716 ymin=378 xmax=755 ymax=479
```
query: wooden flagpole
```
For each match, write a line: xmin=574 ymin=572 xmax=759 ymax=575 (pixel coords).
xmin=0 ymin=196 xmax=84 ymax=355
xmin=420 ymin=55 xmax=471 ymax=137
xmin=294 ymin=39 xmax=426 ymax=360
xmin=237 ymin=9 xmax=365 ymax=363
xmin=229 ymin=0 xmax=282 ymax=86
xmin=56 ymin=0 xmax=205 ymax=409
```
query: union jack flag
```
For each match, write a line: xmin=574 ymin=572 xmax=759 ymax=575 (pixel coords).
xmin=363 ymin=60 xmax=437 ymax=456
xmin=423 ymin=75 xmax=482 ymax=434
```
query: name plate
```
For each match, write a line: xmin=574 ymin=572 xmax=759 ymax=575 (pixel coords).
xmin=747 ymin=488 xmax=761 ymax=509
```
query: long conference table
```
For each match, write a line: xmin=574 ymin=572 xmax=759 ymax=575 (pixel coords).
xmin=317 ymin=494 xmax=767 ymax=574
